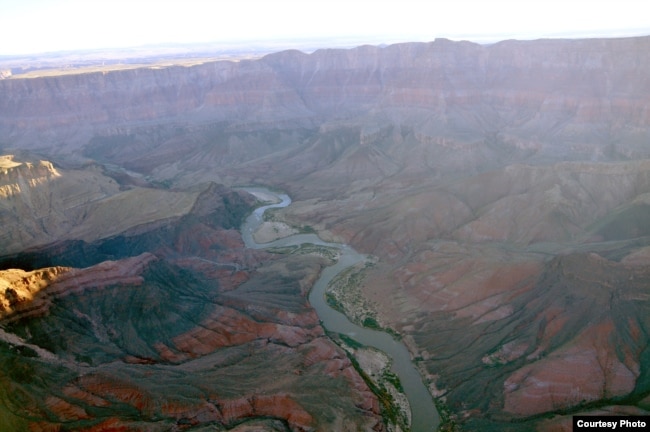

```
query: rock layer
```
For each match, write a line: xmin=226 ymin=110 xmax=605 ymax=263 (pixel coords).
xmin=0 ymin=178 xmax=383 ymax=430
xmin=2 ymin=36 xmax=650 ymax=430
xmin=1 ymin=37 xmax=649 ymax=165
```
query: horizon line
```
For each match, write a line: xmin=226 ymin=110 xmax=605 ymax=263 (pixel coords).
xmin=2 ymin=28 xmax=650 ymax=59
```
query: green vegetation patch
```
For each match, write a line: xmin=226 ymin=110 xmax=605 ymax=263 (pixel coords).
xmin=327 ymin=262 xmax=401 ymax=339
xmin=263 ymin=207 xmax=317 ymax=235
xmin=327 ymin=331 xmax=410 ymax=431
xmin=382 ymin=370 xmax=404 ymax=393
xmin=337 ymin=333 xmax=365 ymax=350
xmin=267 ymin=243 xmax=339 ymax=261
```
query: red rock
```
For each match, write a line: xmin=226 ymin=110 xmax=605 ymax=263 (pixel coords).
xmin=210 ymin=394 xmax=315 ymax=430
xmin=76 ymin=418 xmax=131 ymax=432
xmin=45 ymin=396 xmax=90 ymax=421
xmin=219 ymin=397 xmax=254 ymax=424
xmin=160 ymin=400 xmax=222 ymax=423
xmin=78 ymin=374 xmax=154 ymax=414
xmin=251 ymin=394 xmax=313 ymax=430
xmin=300 ymin=338 xmax=380 ymax=415
xmin=503 ymin=320 xmax=639 ymax=416
xmin=62 ymin=384 xmax=110 ymax=408
xmin=0 ymin=253 xmax=156 ymax=322
xmin=28 ymin=422 xmax=62 ymax=432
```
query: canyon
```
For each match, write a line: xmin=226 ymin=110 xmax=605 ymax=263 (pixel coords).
xmin=1 ymin=35 xmax=650 ymax=430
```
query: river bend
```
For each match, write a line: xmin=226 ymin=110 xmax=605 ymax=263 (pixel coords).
xmin=241 ymin=187 xmax=440 ymax=432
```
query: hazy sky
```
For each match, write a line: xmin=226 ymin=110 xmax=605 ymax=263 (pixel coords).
xmin=1 ymin=0 xmax=648 ymax=55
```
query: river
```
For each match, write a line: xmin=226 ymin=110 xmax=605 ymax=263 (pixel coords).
xmin=240 ymin=187 xmax=440 ymax=432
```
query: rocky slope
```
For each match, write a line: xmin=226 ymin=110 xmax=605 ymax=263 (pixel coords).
xmin=0 ymin=160 xmax=384 ymax=430
xmin=0 ymin=252 xmax=383 ymax=431
xmin=2 ymin=36 xmax=650 ymax=430
xmin=310 ymin=158 xmax=650 ymax=429
xmin=0 ymin=154 xmax=203 ymax=255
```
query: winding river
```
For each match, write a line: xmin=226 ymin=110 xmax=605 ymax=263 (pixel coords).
xmin=241 ymin=187 xmax=440 ymax=432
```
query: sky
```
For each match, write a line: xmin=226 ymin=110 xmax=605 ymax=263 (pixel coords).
xmin=0 ymin=0 xmax=648 ymax=55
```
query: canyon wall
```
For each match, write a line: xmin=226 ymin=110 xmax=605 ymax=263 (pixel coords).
xmin=1 ymin=37 xmax=649 ymax=161
xmin=2 ymin=36 xmax=650 ymax=430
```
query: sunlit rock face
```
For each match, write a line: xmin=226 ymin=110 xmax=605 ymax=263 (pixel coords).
xmin=1 ymin=36 xmax=650 ymax=430
xmin=0 ymin=164 xmax=383 ymax=430
xmin=0 ymin=155 xmax=209 ymax=255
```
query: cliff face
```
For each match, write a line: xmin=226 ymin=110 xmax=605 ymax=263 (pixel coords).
xmin=2 ymin=37 xmax=649 ymax=161
xmin=0 ymin=155 xmax=205 ymax=255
